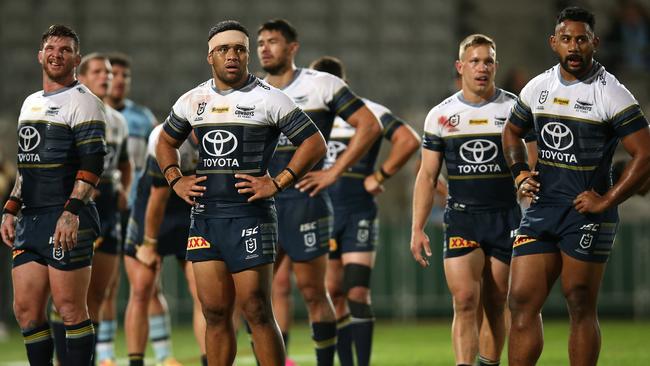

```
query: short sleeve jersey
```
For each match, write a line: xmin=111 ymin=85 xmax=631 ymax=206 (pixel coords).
xmin=268 ymin=68 xmax=365 ymax=199
xmin=163 ymin=75 xmax=319 ymax=218
xmin=508 ymin=62 xmax=649 ymax=205
xmin=17 ymin=81 xmax=107 ymax=211
xmin=326 ymin=98 xmax=404 ymax=209
xmin=423 ymin=89 xmax=518 ymax=211
xmin=132 ymin=124 xmax=198 ymax=220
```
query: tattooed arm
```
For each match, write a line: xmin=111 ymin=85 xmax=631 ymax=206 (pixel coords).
xmin=53 ymin=179 xmax=97 ymax=251
xmin=1 ymin=172 xmax=23 ymax=246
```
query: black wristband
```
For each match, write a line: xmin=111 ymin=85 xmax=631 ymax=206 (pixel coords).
xmin=379 ymin=166 xmax=392 ymax=179
xmin=272 ymin=179 xmax=282 ymax=193
xmin=284 ymin=167 xmax=298 ymax=181
xmin=510 ymin=162 xmax=531 ymax=180
xmin=64 ymin=198 xmax=85 ymax=215
xmin=163 ymin=164 xmax=181 ymax=175
xmin=169 ymin=176 xmax=182 ymax=189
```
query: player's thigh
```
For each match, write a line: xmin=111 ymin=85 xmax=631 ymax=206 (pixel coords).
xmin=272 ymin=255 xmax=292 ymax=295
xmin=293 ymin=254 xmax=328 ymax=292
xmin=559 ymin=252 xmax=606 ymax=309
xmin=326 ymin=258 xmax=344 ymax=296
xmin=89 ymin=252 xmax=120 ymax=296
xmin=341 ymin=251 xmax=375 ymax=268
xmin=123 ymin=255 xmax=158 ymax=298
xmin=508 ymin=252 xmax=562 ymax=311
xmin=49 ymin=265 xmax=92 ymax=321
xmin=482 ymin=256 xmax=510 ymax=305
xmin=180 ymin=259 xmax=200 ymax=301
xmin=444 ymin=248 xmax=485 ymax=298
xmin=192 ymin=260 xmax=236 ymax=313
xmin=233 ymin=263 xmax=275 ymax=321
xmin=12 ymin=261 xmax=50 ymax=325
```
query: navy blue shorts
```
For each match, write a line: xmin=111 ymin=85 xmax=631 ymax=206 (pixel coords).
xmin=124 ymin=212 xmax=190 ymax=260
xmin=443 ymin=206 xmax=520 ymax=264
xmin=12 ymin=205 xmax=100 ymax=271
xmin=329 ymin=206 xmax=379 ymax=260
xmin=94 ymin=182 xmax=122 ymax=255
xmin=276 ymin=196 xmax=333 ymax=262
xmin=514 ymin=205 xmax=618 ymax=263
xmin=186 ymin=213 xmax=278 ymax=273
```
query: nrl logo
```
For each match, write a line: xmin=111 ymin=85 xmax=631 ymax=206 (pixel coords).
xmin=196 ymin=102 xmax=206 ymax=115
xmin=245 ymin=238 xmax=257 ymax=253
xmin=538 ymin=90 xmax=548 ymax=104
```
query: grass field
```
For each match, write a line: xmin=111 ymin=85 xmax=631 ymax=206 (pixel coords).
xmin=0 ymin=319 xmax=648 ymax=365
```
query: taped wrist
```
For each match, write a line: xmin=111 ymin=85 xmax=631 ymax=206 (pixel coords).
xmin=163 ymin=164 xmax=183 ymax=188
xmin=374 ymin=166 xmax=391 ymax=184
xmin=142 ymin=236 xmax=158 ymax=249
xmin=273 ymin=168 xmax=296 ymax=192
xmin=64 ymin=198 xmax=85 ymax=215
xmin=77 ymin=154 xmax=104 ymax=186
xmin=510 ymin=162 xmax=531 ymax=187
xmin=2 ymin=196 xmax=22 ymax=216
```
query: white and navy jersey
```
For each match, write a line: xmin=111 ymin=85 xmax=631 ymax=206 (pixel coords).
xmin=163 ymin=74 xmax=319 ymax=218
xmin=423 ymin=89 xmax=517 ymax=212
xmin=100 ymin=105 xmax=129 ymax=184
xmin=116 ymin=99 xmax=157 ymax=206
xmin=509 ymin=62 xmax=648 ymax=205
xmin=268 ymin=68 xmax=365 ymax=199
xmin=17 ymin=81 xmax=107 ymax=211
xmin=132 ymin=125 xmax=198 ymax=222
xmin=327 ymin=98 xmax=403 ymax=210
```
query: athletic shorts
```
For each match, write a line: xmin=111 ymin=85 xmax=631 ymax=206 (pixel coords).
xmin=514 ymin=205 xmax=618 ymax=263
xmin=276 ymin=196 xmax=333 ymax=262
xmin=94 ymin=182 xmax=122 ymax=255
xmin=12 ymin=205 xmax=100 ymax=271
xmin=124 ymin=212 xmax=190 ymax=260
xmin=329 ymin=206 xmax=379 ymax=260
xmin=443 ymin=206 xmax=521 ymax=264
xmin=186 ymin=213 xmax=278 ymax=273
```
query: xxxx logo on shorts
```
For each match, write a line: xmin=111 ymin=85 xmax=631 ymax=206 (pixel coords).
xmin=187 ymin=236 xmax=211 ymax=250
xmin=449 ymin=236 xmax=479 ymax=249
xmin=12 ymin=249 xmax=25 ymax=259
xmin=513 ymin=235 xmax=536 ymax=248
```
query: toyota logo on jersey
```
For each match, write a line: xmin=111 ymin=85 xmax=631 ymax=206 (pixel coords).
xmin=18 ymin=126 xmax=41 ymax=152
xmin=202 ymin=130 xmax=238 ymax=157
xmin=459 ymin=139 xmax=498 ymax=164
xmin=542 ymin=122 xmax=573 ymax=151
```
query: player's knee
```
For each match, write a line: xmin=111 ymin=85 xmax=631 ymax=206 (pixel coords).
xmin=452 ymin=290 xmax=479 ymax=314
xmin=299 ymin=282 xmax=327 ymax=308
xmin=55 ymin=301 xmax=87 ymax=325
xmin=348 ymin=299 xmax=374 ymax=320
xmin=13 ymin=301 xmax=42 ymax=329
xmin=240 ymin=290 xmax=273 ymax=326
xmin=202 ymin=304 xmax=232 ymax=327
xmin=273 ymin=276 xmax=292 ymax=297
xmin=342 ymin=263 xmax=371 ymax=296
xmin=564 ymin=285 xmax=597 ymax=321
xmin=129 ymin=280 xmax=154 ymax=305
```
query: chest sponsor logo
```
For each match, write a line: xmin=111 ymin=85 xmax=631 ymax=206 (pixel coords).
xmin=513 ymin=235 xmax=536 ymax=247
xmin=45 ymin=106 xmax=61 ymax=116
xmin=553 ymin=97 xmax=569 ymax=106
xmin=494 ymin=116 xmax=506 ymax=127
xmin=187 ymin=236 xmax=211 ymax=250
xmin=469 ymin=119 xmax=488 ymax=125
xmin=448 ymin=236 xmax=479 ymax=249
xmin=235 ymin=104 xmax=255 ymax=118
xmin=540 ymin=122 xmax=577 ymax=163
xmin=325 ymin=140 xmax=347 ymax=169
xmin=18 ymin=126 xmax=42 ymax=162
xmin=458 ymin=139 xmax=502 ymax=174
xmin=574 ymin=99 xmax=593 ymax=113
xmin=211 ymin=106 xmax=229 ymax=113
xmin=293 ymin=95 xmax=309 ymax=105
xmin=196 ymin=102 xmax=206 ymax=115
xmin=202 ymin=129 xmax=240 ymax=167
xmin=539 ymin=90 xmax=548 ymax=104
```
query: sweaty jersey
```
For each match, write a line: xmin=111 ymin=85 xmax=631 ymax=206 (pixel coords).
xmin=116 ymin=99 xmax=157 ymax=206
xmin=509 ymin=62 xmax=648 ymax=205
xmin=163 ymin=74 xmax=319 ymax=218
xmin=327 ymin=98 xmax=403 ymax=210
xmin=423 ymin=89 xmax=517 ymax=211
xmin=268 ymin=68 xmax=365 ymax=199
xmin=131 ymin=124 xmax=198 ymax=224
xmin=17 ymin=81 xmax=107 ymax=211
xmin=100 ymin=106 xmax=129 ymax=186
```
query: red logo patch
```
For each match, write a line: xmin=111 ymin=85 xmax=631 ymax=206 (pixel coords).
xmin=513 ymin=235 xmax=536 ymax=248
xmin=187 ymin=236 xmax=211 ymax=250
xmin=448 ymin=236 xmax=479 ymax=249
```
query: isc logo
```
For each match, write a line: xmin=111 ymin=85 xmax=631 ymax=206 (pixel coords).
xmin=300 ymin=222 xmax=317 ymax=232
xmin=241 ymin=226 xmax=259 ymax=237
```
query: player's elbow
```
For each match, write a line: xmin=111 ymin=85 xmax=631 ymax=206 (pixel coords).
xmin=365 ymin=117 xmax=382 ymax=140
xmin=313 ymin=132 xmax=328 ymax=160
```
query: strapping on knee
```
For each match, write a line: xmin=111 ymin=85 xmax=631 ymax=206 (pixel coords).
xmin=342 ymin=263 xmax=372 ymax=294
xmin=348 ymin=300 xmax=374 ymax=320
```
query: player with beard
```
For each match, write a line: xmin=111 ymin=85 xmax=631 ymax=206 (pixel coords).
xmin=1 ymin=25 xmax=106 ymax=365
xmin=156 ymin=20 xmax=327 ymax=366
xmin=412 ymin=34 xmax=520 ymax=366
xmin=256 ymin=19 xmax=381 ymax=366
xmin=503 ymin=7 xmax=650 ymax=365
xmin=310 ymin=56 xmax=420 ymax=366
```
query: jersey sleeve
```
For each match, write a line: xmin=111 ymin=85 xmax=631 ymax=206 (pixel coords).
xmin=71 ymin=94 xmax=107 ymax=156
xmin=118 ymin=141 xmax=129 ymax=163
xmin=162 ymin=94 xmax=193 ymax=141
xmin=323 ymin=75 xmax=366 ymax=120
xmin=379 ymin=112 xmax=406 ymax=141
xmin=422 ymin=108 xmax=444 ymax=152
xmin=603 ymin=79 xmax=649 ymax=138
xmin=508 ymin=81 xmax=535 ymax=131
xmin=268 ymin=90 xmax=320 ymax=146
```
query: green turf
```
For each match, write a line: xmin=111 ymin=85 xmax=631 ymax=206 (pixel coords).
xmin=0 ymin=319 xmax=648 ymax=365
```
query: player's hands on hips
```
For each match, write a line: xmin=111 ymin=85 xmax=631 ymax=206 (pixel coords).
xmin=235 ymin=173 xmax=278 ymax=202
xmin=295 ymin=169 xmax=338 ymax=197
xmin=518 ymin=171 xmax=540 ymax=203
xmin=172 ymin=175 xmax=207 ymax=205
xmin=410 ymin=229 xmax=432 ymax=268
xmin=364 ymin=174 xmax=385 ymax=196
xmin=574 ymin=189 xmax=609 ymax=214
xmin=53 ymin=211 xmax=80 ymax=251
xmin=1 ymin=213 xmax=16 ymax=247
xmin=136 ymin=243 xmax=160 ymax=268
